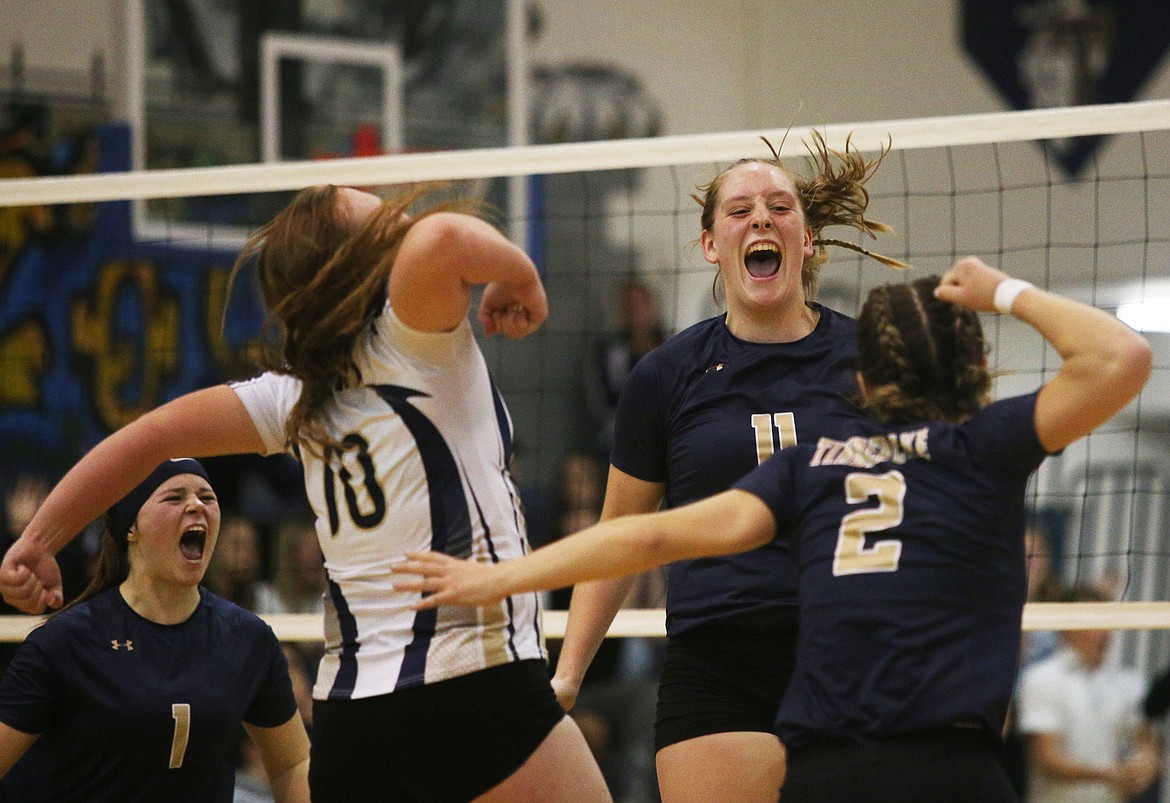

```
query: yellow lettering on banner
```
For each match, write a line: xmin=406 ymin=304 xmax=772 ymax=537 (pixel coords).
xmin=71 ymin=261 xmax=179 ymax=430
xmin=205 ymin=265 xmax=261 ymax=377
xmin=0 ymin=321 xmax=46 ymax=406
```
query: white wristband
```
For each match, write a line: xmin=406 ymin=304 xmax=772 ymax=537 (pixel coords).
xmin=993 ymin=278 xmax=1034 ymax=315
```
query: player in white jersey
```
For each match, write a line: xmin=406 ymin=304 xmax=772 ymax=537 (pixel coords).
xmin=0 ymin=185 xmax=610 ymax=803
xmin=232 ymin=303 xmax=544 ymax=699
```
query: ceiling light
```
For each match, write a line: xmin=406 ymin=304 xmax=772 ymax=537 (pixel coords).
xmin=1116 ymin=300 xmax=1170 ymax=333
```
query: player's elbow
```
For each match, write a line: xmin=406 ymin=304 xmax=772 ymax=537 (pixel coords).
xmin=1106 ymin=332 xmax=1153 ymax=404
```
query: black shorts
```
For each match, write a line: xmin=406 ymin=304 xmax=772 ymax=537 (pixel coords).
xmin=654 ymin=607 xmax=798 ymax=751
xmin=783 ymin=727 xmax=1017 ymax=803
xmin=309 ymin=659 xmax=565 ymax=803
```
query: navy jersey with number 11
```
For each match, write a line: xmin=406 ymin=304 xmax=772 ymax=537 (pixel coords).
xmin=735 ymin=392 xmax=1049 ymax=748
xmin=611 ymin=305 xmax=866 ymax=634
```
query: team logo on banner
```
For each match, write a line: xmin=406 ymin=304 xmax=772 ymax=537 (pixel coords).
xmin=962 ymin=0 xmax=1170 ymax=176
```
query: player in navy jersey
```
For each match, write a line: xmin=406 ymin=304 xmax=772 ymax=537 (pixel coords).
xmin=0 ymin=186 xmax=610 ymax=803
xmin=550 ymin=133 xmax=906 ymax=802
xmin=389 ymin=256 xmax=1151 ymax=803
xmin=0 ymin=458 xmax=310 ymax=802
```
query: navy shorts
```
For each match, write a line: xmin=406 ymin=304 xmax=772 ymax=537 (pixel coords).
xmin=309 ymin=659 xmax=564 ymax=803
xmin=783 ymin=727 xmax=1017 ymax=803
xmin=654 ymin=606 xmax=798 ymax=751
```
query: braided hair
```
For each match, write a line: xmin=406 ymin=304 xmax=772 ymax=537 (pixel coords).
xmin=856 ymin=276 xmax=991 ymax=424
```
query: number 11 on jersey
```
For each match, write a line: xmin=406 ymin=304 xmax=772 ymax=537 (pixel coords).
xmin=752 ymin=412 xmax=798 ymax=465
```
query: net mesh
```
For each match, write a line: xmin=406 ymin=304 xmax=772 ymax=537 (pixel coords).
xmin=1 ymin=101 xmax=1169 ymax=667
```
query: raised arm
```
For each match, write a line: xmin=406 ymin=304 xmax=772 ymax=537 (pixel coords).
xmin=934 ymin=257 xmax=1152 ymax=453
xmin=388 ymin=212 xmax=547 ymax=338
xmin=392 ymin=487 xmax=775 ymax=611
xmin=0 ymin=385 xmax=267 ymax=613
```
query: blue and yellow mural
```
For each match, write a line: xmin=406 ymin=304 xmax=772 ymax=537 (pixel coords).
xmin=0 ymin=124 xmax=262 ymax=466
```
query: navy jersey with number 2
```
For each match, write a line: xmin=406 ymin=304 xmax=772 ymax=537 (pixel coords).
xmin=0 ymin=587 xmax=296 ymax=802
xmin=734 ymin=392 xmax=1049 ymax=748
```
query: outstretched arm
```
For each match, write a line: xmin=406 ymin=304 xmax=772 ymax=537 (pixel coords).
xmin=389 ymin=212 xmax=547 ymax=338
xmin=935 ymin=257 xmax=1151 ymax=453
xmin=392 ymin=488 xmax=775 ymax=609
xmin=0 ymin=385 xmax=267 ymax=613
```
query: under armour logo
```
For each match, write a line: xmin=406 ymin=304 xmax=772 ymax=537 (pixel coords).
xmin=704 ymin=363 xmax=724 ymax=374
xmin=111 ymin=640 xmax=134 ymax=651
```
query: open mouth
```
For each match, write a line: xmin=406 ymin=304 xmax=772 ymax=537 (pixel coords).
xmin=180 ymin=526 xmax=207 ymax=561
xmin=745 ymin=243 xmax=781 ymax=278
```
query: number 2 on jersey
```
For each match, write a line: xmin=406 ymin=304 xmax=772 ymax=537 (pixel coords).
xmin=833 ymin=470 xmax=906 ymax=576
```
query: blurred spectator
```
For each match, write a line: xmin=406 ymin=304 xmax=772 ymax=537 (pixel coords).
xmin=268 ymin=517 xmax=326 ymax=616
xmin=203 ymin=511 xmax=280 ymax=613
xmin=266 ymin=517 xmax=327 ymax=691
xmin=582 ymin=278 xmax=666 ymax=462
xmin=510 ymin=439 xmax=555 ymax=550
xmin=0 ymin=470 xmax=92 ymax=629
xmin=1017 ymin=584 xmax=1158 ymax=803
xmin=1004 ymin=528 xmax=1067 ymax=797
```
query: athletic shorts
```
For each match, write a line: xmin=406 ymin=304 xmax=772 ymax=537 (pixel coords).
xmin=309 ymin=658 xmax=564 ymax=803
xmin=782 ymin=727 xmax=1017 ymax=803
xmin=654 ymin=606 xmax=798 ymax=751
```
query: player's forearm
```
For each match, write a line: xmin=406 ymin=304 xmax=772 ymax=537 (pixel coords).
xmin=1013 ymin=289 xmax=1151 ymax=403
xmin=441 ymin=213 xmax=539 ymax=289
xmin=268 ymin=757 xmax=310 ymax=803
xmin=22 ymin=417 xmax=170 ymax=554
xmin=555 ymin=575 xmax=639 ymax=685
xmin=496 ymin=512 xmax=680 ymax=599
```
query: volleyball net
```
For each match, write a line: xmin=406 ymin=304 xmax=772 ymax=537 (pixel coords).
xmin=1 ymin=100 xmax=1169 ymax=669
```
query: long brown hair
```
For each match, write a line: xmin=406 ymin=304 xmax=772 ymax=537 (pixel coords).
xmin=229 ymin=184 xmax=477 ymax=454
xmin=856 ymin=276 xmax=991 ymax=424
xmin=694 ymin=131 xmax=906 ymax=305
xmin=50 ymin=513 xmax=129 ymax=618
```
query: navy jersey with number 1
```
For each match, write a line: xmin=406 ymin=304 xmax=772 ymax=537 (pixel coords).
xmin=734 ymin=391 xmax=1049 ymax=748
xmin=0 ymin=587 xmax=296 ymax=803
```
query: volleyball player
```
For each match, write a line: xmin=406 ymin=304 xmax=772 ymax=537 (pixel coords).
xmin=551 ymin=134 xmax=903 ymax=802
xmin=390 ymin=256 xmax=1152 ymax=803
xmin=0 ymin=459 xmax=310 ymax=802
xmin=0 ymin=186 xmax=610 ymax=803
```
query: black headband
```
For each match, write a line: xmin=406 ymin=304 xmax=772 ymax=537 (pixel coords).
xmin=107 ymin=458 xmax=212 ymax=544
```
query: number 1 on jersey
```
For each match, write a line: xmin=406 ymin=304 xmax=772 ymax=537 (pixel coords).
xmin=169 ymin=703 xmax=190 ymax=769
xmin=752 ymin=412 xmax=798 ymax=465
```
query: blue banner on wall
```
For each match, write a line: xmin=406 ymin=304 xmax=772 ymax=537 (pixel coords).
xmin=962 ymin=0 xmax=1170 ymax=176
xmin=0 ymin=124 xmax=263 ymax=466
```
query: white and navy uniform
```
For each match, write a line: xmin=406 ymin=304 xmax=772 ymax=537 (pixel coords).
xmin=0 ymin=588 xmax=295 ymax=803
xmin=735 ymin=392 xmax=1049 ymax=802
xmin=232 ymin=304 xmax=545 ymax=701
